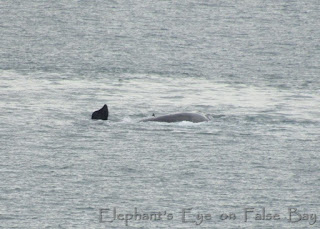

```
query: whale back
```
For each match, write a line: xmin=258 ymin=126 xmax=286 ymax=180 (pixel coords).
xmin=141 ymin=113 xmax=208 ymax=123
xmin=91 ymin=104 xmax=208 ymax=123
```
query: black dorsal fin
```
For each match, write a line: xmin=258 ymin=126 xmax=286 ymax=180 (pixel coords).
xmin=92 ymin=104 xmax=109 ymax=120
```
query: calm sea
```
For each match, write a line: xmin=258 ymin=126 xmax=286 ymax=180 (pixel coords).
xmin=1 ymin=0 xmax=319 ymax=228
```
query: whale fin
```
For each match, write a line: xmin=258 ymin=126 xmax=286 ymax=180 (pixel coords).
xmin=92 ymin=104 xmax=109 ymax=120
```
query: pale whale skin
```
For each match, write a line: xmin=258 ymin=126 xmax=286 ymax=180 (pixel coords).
xmin=140 ymin=113 xmax=208 ymax=123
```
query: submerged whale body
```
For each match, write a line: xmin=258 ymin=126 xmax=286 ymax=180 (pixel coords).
xmin=140 ymin=113 xmax=208 ymax=123
xmin=91 ymin=104 xmax=208 ymax=123
xmin=91 ymin=104 xmax=109 ymax=120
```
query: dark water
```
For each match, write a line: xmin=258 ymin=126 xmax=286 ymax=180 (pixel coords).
xmin=1 ymin=0 xmax=319 ymax=228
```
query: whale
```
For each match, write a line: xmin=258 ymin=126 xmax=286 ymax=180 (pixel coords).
xmin=140 ymin=113 xmax=208 ymax=123
xmin=91 ymin=104 xmax=208 ymax=123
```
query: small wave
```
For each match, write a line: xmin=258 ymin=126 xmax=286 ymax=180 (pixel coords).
xmin=177 ymin=121 xmax=204 ymax=126
xmin=205 ymin=114 xmax=225 ymax=120
xmin=120 ymin=117 xmax=135 ymax=123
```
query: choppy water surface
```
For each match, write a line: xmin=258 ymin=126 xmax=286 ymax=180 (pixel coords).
xmin=1 ymin=0 xmax=320 ymax=228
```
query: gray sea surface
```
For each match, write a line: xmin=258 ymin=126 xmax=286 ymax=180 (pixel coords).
xmin=1 ymin=0 xmax=320 ymax=228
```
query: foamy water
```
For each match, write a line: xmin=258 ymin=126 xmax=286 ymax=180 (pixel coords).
xmin=1 ymin=0 xmax=320 ymax=228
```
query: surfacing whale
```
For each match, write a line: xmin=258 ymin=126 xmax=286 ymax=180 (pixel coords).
xmin=91 ymin=104 xmax=208 ymax=123
xmin=140 ymin=113 xmax=208 ymax=123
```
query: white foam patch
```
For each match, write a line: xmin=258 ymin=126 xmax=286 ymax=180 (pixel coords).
xmin=177 ymin=121 xmax=204 ymax=126
xmin=119 ymin=117 xmax=135 ymax=123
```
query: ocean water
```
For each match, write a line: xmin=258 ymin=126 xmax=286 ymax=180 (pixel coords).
xmin=1 ymin=0 xmax=319 ymax=228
